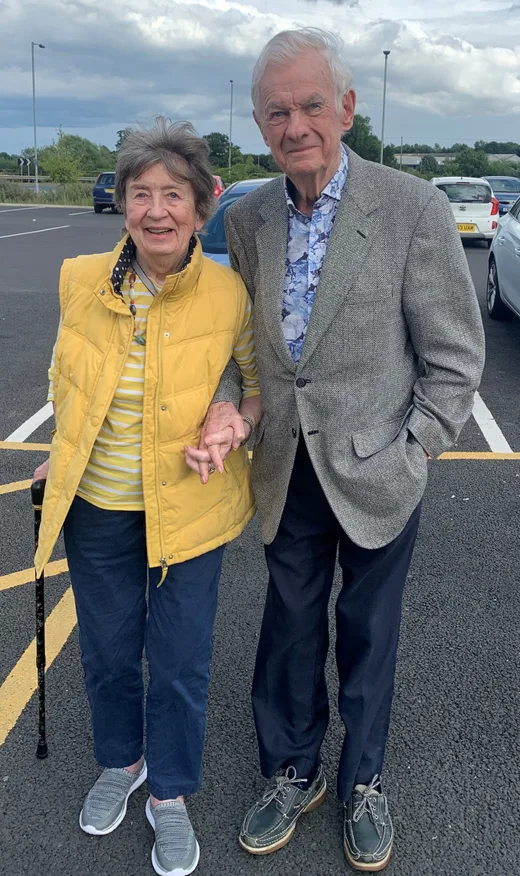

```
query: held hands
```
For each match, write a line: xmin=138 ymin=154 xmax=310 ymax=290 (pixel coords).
xmin=184 ymin=402 xmax=249 ymax=485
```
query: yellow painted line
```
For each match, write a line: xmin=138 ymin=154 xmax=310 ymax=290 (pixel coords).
xmin=0 ymin=479 xmax=32 ymax=495
xmin=0 ymin=441 xmax=51 ymax=451
xmin=0 ymin=559 xmax=69 ymax=592
xmin=0 ymin=587 xmax=77 ymax=746
xmin=439 ymin=451 xmax=520 ymax=460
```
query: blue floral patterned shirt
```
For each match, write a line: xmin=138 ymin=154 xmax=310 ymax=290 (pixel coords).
xmin=282 ymin=147 xmax=348 ymax=362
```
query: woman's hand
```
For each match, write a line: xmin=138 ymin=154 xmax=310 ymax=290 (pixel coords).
xmin=185 ymin=424 xmax=238 ymax=485
xmin=33 ymin=458 xmax=50 ymax=482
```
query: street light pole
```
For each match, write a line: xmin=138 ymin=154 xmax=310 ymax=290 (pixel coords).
xmin=228 ymin=79 xmax=234 ymax=172
xmin=380 ymin=50 xmax=390 ymax=165
xmin=31 ymin=41 xmax=45 ymax=194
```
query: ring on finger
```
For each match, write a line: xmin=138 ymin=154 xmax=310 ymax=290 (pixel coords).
xmin=208 ymin=463 xmax=216 ymax=474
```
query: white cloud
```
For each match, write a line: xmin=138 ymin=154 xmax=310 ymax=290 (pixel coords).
xmin=1 ymin=0 xmax=519 ymax=154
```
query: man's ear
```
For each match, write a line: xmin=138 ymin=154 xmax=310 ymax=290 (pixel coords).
xmin=341 ymin=89 xmax=356 ymax=133
xmin=253 ymin=110 xmax=270 ymax=149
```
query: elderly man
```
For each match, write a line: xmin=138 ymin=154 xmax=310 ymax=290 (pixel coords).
xmin=193 ymin=26 xmax=485 ymax=872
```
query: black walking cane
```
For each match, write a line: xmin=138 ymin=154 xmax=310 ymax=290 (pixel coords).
xmin=31 ymin=479 xmax=48 ymax=759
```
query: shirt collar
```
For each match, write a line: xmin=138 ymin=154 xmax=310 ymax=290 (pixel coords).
xmin=284 ymin=145 xmax=348 ymax=214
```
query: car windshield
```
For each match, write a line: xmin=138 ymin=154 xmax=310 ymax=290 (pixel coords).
xmin=200 ymin=201 xmax=236 ymax=254
xmin=97 ymin=173 xmax=115 ymax=185
xmin=436 ymin=182 xmax=491 ymax=203
xmin=489 ymin=178 xmax=520 ymax=193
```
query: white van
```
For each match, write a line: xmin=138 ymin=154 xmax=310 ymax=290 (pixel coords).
xmin=431 ymin=176 xmax=499 ymax=247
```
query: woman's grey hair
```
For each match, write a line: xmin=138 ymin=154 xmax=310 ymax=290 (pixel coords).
xmin=115 ymin=117 xmax=215 ymax=222
xmin=251 ymin=28 xmax=353 ymax=116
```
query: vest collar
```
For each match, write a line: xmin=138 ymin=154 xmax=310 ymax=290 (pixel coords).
xmin=107 ymin=234 xmax=203 ymax=300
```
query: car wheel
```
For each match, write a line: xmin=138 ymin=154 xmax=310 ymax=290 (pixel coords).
xmin=94 ymin=203 xmax=103 ymax=213
xmin=486 ymin=258 xmax=513 ymax=321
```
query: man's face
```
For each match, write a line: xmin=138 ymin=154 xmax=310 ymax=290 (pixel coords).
xmin=254 ymin=50 xmax=355 ymax=180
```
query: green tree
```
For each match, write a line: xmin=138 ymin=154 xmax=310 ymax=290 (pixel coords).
xmin=40 ymin=129 xmax=80 ymax=183
xmin=383 ymin=145 xmax=398 ymax=169
xmin=116 ymin=128 xmax=132 ymax=150
xmin=257 ymin=153 xmax=280 ymax=173
xmin=418 ymin=154 xmax=439 ymax=175
xmin=452 ymin=146 xmax=490 ymax=177
xmin=0 ymin=152 xmax=20 ymax=173
xmin=204 ymin=132 xmax=243 ymax=167
xmin=342 ymin=115 xmax=380 ymax=162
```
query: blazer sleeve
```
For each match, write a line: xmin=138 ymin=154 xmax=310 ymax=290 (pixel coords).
xmin=211 ymin=208 xmax=257 ymax=407
xmin=403 ymin=187 xmax=486 ymax=458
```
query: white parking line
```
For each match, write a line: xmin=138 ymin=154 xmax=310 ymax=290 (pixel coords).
xmin=69 ymin=210 xmax=93 ymax=215
xmin=472 ymin=391 xmax=513 ymax=453
xmin=0 ymin=206 xmax=45 ymax=214
xmin=0 ymin=225 xmax=70 ymax=240
xmin=5 ymin=402 xmax=53 ymax=443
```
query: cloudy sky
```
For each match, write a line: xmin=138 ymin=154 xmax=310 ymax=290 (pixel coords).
xmin=1 ymin=0 xmax=519 ymax=156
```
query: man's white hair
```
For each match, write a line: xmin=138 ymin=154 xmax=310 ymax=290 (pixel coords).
xmin=251 ymin=27 xmax=353 ymax=115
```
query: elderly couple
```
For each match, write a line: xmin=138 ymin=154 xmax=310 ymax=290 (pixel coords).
xmin=34 ymin=27 xmax=484 ymax=876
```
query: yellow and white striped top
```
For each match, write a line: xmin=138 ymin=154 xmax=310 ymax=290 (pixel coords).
xmin=48 ymin=265 xmax=258 ymax=511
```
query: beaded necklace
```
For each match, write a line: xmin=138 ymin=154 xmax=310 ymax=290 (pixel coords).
xmin=127 ymin=257 xmax=162 ymax=346
xmin=118 ymin=236 xmax=197 ymax=346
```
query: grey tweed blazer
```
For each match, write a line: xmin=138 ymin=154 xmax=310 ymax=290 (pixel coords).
xmin=219 ymin=148 xmax=485 ymax=549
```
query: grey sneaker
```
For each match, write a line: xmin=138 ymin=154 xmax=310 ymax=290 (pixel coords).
xmin=343 ymin=775 xmax=393 ymax=872
xmin=146 ymin=798 xmax=200 ymax=876
xmin=239 ymin=764 xmax=327 ymax=855
xmin=79 ymin=760 xmax=147 ymax=835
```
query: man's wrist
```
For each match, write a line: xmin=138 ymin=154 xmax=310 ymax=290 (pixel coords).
xmin=241 ymin=415 xmax=255 ymax=444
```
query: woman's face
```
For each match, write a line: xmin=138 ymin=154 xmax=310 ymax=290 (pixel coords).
xmin=124 ymin=162 xmax=203 ymax=269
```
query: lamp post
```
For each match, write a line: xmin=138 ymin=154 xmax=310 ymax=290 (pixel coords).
xmin=31 ymin=41 xmax=45 ymax=194
xmin=228 ymin=79 xmax=234 ymax=172
xmin=380 ymin=50 xmax=390 ymax=165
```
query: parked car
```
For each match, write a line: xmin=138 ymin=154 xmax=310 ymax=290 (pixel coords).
xmin=200 ymin=178 xmax=274 ymax=266
xmin=218 ymin=177 xmax=275 ymax=206
xmin=212 ymin=175 xmax=225 ymax=199
xmin=486 ymin=195 xmax=520 ymax=321
xmin=92 ymin=172 xmax=117 ymax=213
xmin=484 ymin=176 xmax=520 ymax=215
xmin=432 ymin=176 xmax=499 ymax=246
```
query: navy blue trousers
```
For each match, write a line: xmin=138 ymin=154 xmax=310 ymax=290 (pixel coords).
xmin=63 ymin=496 xmax=224 ymax=800
xmin=252 ymin=437 xmax=421 ymax=802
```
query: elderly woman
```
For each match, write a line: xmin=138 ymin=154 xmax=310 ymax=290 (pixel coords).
xmin=33 ymin=117 xmax=261 ymax=876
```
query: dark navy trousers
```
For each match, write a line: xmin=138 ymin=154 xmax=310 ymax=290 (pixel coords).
xmin=63 ymin=496 xmax=224 ymax=800
xmin=252 ymin=437 xmax=421 ymax=802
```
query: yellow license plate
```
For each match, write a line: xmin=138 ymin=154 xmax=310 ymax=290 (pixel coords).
xmin=457 ymin=223 xmax=476 ymax=232
xmin=105 ymin=187 xmax=115 ymax=193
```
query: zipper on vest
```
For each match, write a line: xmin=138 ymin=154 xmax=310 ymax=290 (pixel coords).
xmin=154 ymin=298 xmax=168 ymax=586
xmin=158 ymin=557 xmax=168 ymax=586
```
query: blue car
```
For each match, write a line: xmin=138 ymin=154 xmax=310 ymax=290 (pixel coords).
xmin=484 ymin=176 xmax=520 ymax=215
xmin=92 ymin=172 xmax=117 ymax=213
xmin=200 ymin=178 xmax=274 ymax=266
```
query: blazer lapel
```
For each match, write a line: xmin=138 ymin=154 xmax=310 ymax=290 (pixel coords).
xmin=255 ymin=181 xmax=297 ymax=373
xmin=297 ymin=149 xmax=381 ymax=371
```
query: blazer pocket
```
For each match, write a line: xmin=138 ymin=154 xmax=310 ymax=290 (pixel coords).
xmin=352 ymin=410 xmax=411 ymax=458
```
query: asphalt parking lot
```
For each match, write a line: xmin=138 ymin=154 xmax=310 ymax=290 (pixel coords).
xmin=1 ymin=205 xmax=519 ymax=876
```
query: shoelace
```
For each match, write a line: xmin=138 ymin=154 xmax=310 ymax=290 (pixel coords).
xmin=353 ymin=774 xmax=382 ymax=827
xmin=153 ymin=803 xmax=193 ymax=859
xmin=87 ymin=767 xmax=138 ymax=817
xmin=258 ymin=766 xmax=307 ymax=811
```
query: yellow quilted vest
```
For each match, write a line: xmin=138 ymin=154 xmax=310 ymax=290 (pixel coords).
xmin=35 ymin=235 xmax=255 ymax=578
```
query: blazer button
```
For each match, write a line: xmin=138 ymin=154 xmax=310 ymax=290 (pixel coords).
xmin=296 ymin=378 xmax=307 ymax=388
xmin=292 ymin=428 xmax=297 ymax=438
xmin=91 ymin=416 xmax=99 ymax=426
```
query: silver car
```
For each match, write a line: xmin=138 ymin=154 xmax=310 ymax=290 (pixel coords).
xmin=487 ymin=195 xmax=520 ymax=321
